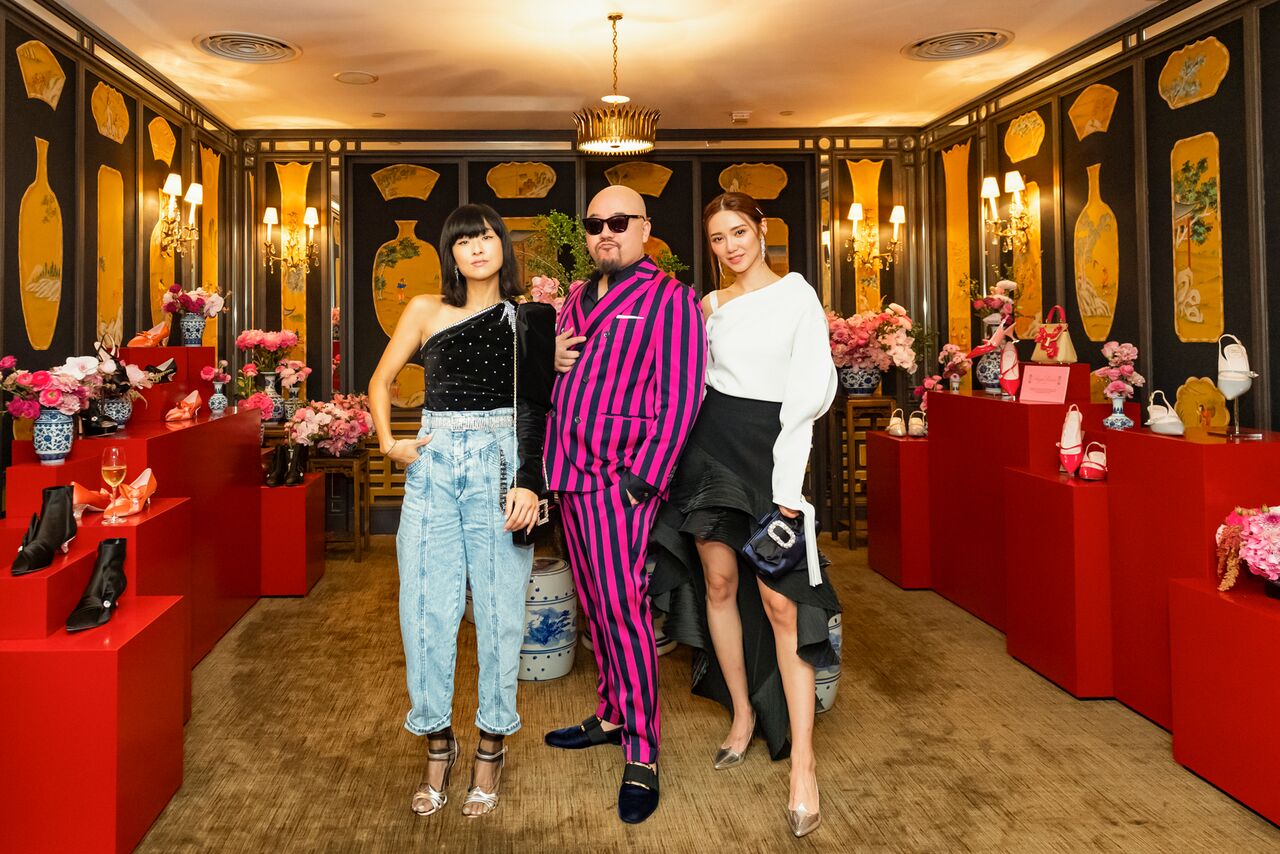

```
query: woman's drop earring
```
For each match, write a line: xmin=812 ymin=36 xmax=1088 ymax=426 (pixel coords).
xmin=759 ymin=233 xmax=767 ymax=257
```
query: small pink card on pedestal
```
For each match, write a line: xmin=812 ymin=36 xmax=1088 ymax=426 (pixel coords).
xmin=1020 ymin=364 xmax=1072 ymax=404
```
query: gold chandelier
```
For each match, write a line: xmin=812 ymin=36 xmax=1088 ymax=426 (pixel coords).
xmin=573 ymin=13 xmax=659 ymax=156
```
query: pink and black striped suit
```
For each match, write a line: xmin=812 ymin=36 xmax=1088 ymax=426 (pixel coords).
xmin=545 ymin=256 xmax=706 ymax=763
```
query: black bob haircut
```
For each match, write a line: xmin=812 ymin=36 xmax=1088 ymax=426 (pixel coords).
xmin=439 ymin=204 xmax=522 ymax=307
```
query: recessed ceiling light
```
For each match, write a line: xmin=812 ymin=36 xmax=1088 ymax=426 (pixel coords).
xmin=730 ymin=111 xmax=751 ymax=124
xmin=779 ymin=110 xmax=795 ymax=117
xmin=371 ymin=112 xmax=386 ymax=118
xmin=334 ymin=71 xmax=379 ymax=85
xmin=194 ymin=32 xmax=299 ymax=63
xmin=901 ymin=29 xmax=1013 ymax=61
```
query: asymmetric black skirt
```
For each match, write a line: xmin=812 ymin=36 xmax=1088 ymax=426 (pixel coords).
xmin=649 ymin=387 xmax=841 ymax=760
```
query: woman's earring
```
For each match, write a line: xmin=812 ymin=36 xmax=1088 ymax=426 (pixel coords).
xmin=759 ymin=233 xmax=767 ymax=257
xmin=455 ymin=267 xmax=464 ymax=283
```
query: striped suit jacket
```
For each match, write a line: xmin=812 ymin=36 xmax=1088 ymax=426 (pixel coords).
xmin=544 ymin=257 xmax=706 ymax=496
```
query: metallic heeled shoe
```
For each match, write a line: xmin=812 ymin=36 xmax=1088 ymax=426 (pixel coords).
xmin=713 ymin=713 xmax=755 ymax=769
xmin=410 ymin=737 xmax=458 ymax=816
xmin=462 ymin=745 xmax=506 ymax=818
xmin=788 ymin=803 xmax=822 ymax=838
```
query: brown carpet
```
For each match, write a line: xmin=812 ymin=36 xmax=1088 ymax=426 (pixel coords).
xmin=138 ymin=536 xmax=1280 ymax=853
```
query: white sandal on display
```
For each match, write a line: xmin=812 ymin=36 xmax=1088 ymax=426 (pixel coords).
xmin=1146 ymin=390 xmax=1185 ymax=436
xmin=1217 ymin=333 xmax=1258 ymax=401
xmin=887 ymin=408 xmax=907 ymax=437
xmin=908 ymin=411 xmax=927 ymax=438
xmin=1057 ymin=404 xmax=1084 ymax=475
xmin=1078 ymin=441 xmax=1108 ymax=481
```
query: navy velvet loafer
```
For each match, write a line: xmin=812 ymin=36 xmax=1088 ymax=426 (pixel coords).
xmin=618 ymin=762 xmax=659 ymax=824
xmin=544 ymin=715 xmax=623 ymax=750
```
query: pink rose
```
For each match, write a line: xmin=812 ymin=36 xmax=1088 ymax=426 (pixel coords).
xmin=38 ymin=388 xmax=62 ymax=407
xmin=200 ymin=366 xmax=216 ymax=381
xmin=0 ymin=355 xmax=16 ymax=370
xmin=242 ymin=362 xmax=259 ymax=378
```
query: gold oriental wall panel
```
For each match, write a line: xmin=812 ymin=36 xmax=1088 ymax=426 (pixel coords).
xmin=846 ymin=159 xmax=883 ymax=312
xmin=275 ymin=161 xmax=312 ymax=374
xmin=1004 ymin=111 xmax=1046 ymax=163
xmin=16 ymin=40 xmax=64 ymax=109
xmin=147 ymin=116 xmax=175 ymax=166
xmin=90 ymin=82 xmax=128 ymax=143
xmin=1011 ymin=181 xmax=1044 ymax=338
xmin=941 ymin=141 xmax=972 ymax=351
xmin=718 ymin=163 xmax=788 ymax=199
xmin=1074 ymin=164 xmax=1120 ymax=341
xmin=605 ymin=161 xmax=673 ymax=197
xmin=1159 ymin=36 xmax=1231 ymax=109
xmin=372 ymin=218 xmax=440 ymax=409
xmin=485 ymin=161 xmax=556 ymax=198
xmin=200 ymin=146 xmax=222 ymax=349
xmin=1170 ymin=132 xmax=1223 ymax=342
xmin=18 ymin=137 xmax=62 ymax=350
xmin=96 ymin=165 xmax=124 ymax=345
xmin=1068 ymin=84 xmax=1119 ymax=141
xmin=372 ymin=164 xmax=440 ymax=201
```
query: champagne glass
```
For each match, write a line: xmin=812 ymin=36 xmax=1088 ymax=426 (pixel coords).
xmin=101 ymin=447 xmax=127 ymax=525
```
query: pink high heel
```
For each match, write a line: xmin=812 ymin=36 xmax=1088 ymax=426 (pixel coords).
xmin=999 ymin=339 xmax=1021 ymax=398
xmin=1057 ymin=404 xmax=1084 ymax=475
xmin=1078 ymin=442 xmax=1108 ymax=481
xmin=967 ymin=320 xmax=1013 ymax=360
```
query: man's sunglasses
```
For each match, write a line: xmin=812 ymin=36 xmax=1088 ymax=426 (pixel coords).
xmin=582 ymin=214 xmax=646 ymax=235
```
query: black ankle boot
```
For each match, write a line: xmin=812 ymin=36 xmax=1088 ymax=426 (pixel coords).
xmin=66 ymin=538 xmax=128 ymax=633
xmin=264 ymin=445 xmax=288 ymax=487
xmin=12 ymin=485 xmax=77 ymax=576
xmin=81 ymin=399 xmax=119 ymax=437
xmin=283 ymin=444 xmax=308 ymax=486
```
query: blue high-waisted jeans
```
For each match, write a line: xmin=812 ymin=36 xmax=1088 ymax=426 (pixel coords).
xmin=396 ymin=408 xmax=531 ymax=736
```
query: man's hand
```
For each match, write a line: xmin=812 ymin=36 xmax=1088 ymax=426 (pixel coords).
xmin=555 ymin=328 xmax=586 ymax=373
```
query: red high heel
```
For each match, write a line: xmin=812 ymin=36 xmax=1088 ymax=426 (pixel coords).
xmin=999 ymin=340 xmax=1021 ymax=398
xmin=164 ymin=390 xmax=202 ymax=422
xmin=70 ymin=482 xmax=111 ymax=522
xmin=126 ymin=322 xmax=170 ymax=347
xmin=103 ymin=468 xmax=157 ymax=518
xmin=1057 ymin=405 xmax=1084 ymax=475
xmin=966 ymin=320 xmax=1012 ymax=360
xmin=1078 ymin=442 xmax=1108 ymax=481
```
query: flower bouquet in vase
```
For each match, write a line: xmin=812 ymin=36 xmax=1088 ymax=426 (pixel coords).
xmin=236 ymin=329 xmax=299 ymax=421
xmin=938 ymin=343 xmax=971 ymax=392
xmin=1092 ymin=341 xmax=1144 ymax=430
xmin=287 ymin=393 xmax=374 ymax=457
xmin=162 ymin=283 xmax=225 ymax=346
xmin=277 ymin=359 xmax=313 ymax=419
xmin=1 ymin=356 xmax=101 ymax=463
xmin=828 ymin=303 xmax=917 ymax=396
xmin=201 ymin=360 xmax=232 ymax=416
xmin=1217 ymin=506 xmax=1280 ymax=599
xmin=967 ymin=278 xmax=1019 ymax=393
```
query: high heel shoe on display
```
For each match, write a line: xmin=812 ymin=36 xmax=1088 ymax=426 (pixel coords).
xmin=966 ymin=320 xmax=1012 ymax=361
xmin=410 ymin=735 xmax=458 ymax=817
xmin=103 ymin=468 xmax=158 ymax=519
xmin=999 ymin=340 xmax=1021 ymax=398
xmin=1057 ymin=404 xmax=1084 ymax=476
xmin=886 ymin=408 xmax=907 ymax=437
xmin=126 ymin=322 xmax=169 ymax=347
xmin=1216 ymin=333 xmax=1258 ymax=401
xmin=1145 ymin=390 xmax=1185 ymax=436
xmin=12 ymin=486 xmax=76 ymax=576
xmin=1078 ymin=442 xmax=1108 ymax=481
xmin=65 ymin=539 xmax=127 ymax=633
xmin=908 ymin=411 xmax=928 ymax=438
xmin=164 ymin=390 xmax=202 ymax=422
xmin=146 ymin=358 xmax=177 ymax=383
xmin=80 ymin=399 xmax=120 ymax=437
xmin=70 ymin=482 xmax=112 ymax=522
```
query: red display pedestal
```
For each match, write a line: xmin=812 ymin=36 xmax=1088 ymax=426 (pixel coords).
xmin=0 ymin=596 xmax=186 ymax=854
xmin=260 ymin=473 xmax=326 ymax=596
xmin=867 ymin=431 xmax=931 ymax=589
xmin=116 ymin=345 xmax=215 ymax=423
xmin=927 ymin=391 xmax=1121 ymax=630
xmin=1003 ymin=468 xmax=1113 ymax=698
xmin=1170 ymin=577 xmax=1280 ymax=824
xmin=1107 ymin=428 xmax=1280 ymax=729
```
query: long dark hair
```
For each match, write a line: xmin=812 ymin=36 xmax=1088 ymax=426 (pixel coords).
xmin=702 ymin=191 xmax=766 ymax=288
xmin=439 ymin=204 xmax=521 ymax=307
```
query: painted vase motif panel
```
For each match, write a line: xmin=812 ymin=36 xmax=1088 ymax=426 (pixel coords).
xmin=18 ymin=138 xmax=62 ymax=350
xmin=1003 ymin=111 xmax=1046 ymax=163
xmin=1170 ymin=133 xmax=1223 ymax=342
xmin=718 ymin=163 xmax=788 ymax=200
xmin=148 ymin=117 xmax=176 ymax=166
xmin=1068 ymin=84 xmax=1119 ymax=141
xmin=16 ymin=40 xmax=65 ymax=109
xmin=941 ymin=141 xmax=972 ymax=351
xmin=372 ymin=164 xmax=440 ymax=201
xmin=1159 ymin=37 xmax=1230 ymax=110
xmin=486 ymin=162 xmax=556 ymax=199
xmin=1012 ymin=182 xmax=1043 ymax=339
xmin=1175 ymin=377 xmax=1228 ymax=429
xmin=200 ymin=146 xmax=222 ymax=348
xmin=846 ymin=159 xmax=884 ymax=313
xmin=275 ymin=162 xmax=312 ymax=381
xmin=718 ymin=219 xmax=788 ymax=287
xmin=91 ymin=82 xmax=129 ymax=143
xmin=605 ymin=161 xmax=673 ymax=197
xmin=1073 ymin=164 xmax=1119 ymax=341
xmin=97 ymin=166 xmax=125 ymax=346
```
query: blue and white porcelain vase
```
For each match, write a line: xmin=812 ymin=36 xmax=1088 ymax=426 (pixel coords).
xmin=949 ymin=375 xmax=962 ymax=393
xmin=1103 ymin=394 xmax=1134 ymax=430
xmin=815 ymin=614 xmax=843 ymax=714
xmin=282 ymin=385 xmax=301 ymax=421
xmin=100 ymin=396 xmax=133 ymax=427
xmin=519 ymin=557 xmax=578 ymax=681
xmin=33 ymin=406 xmax=74 ymax=465
xmin=839 ymin=366 xmax=882 ymax=396
xmin=261 ymin=371 xmax=286 ymax=422
xmin=179 ymin=312 xmax=207 ymax=346
xmin=976 ymin=351 xmax=1001 ymax=393
xmin=208 ymin=382 xmax=228 ymax=417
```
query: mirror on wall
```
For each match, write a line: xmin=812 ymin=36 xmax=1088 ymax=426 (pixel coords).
xmin=819 ymin=152 xmax=832 ymax=309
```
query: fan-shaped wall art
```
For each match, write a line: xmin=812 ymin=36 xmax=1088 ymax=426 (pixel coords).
xmin=605 ymin=161 xmax=673 ymax=197
xmin=1159 ymin=37 xmax=1230 ymax=110
xmin=97 ymin=166 xmax=124 ymax=346
xmin=18 ymin=138 xmax=62 ymax=349
xmin=486 ymin=162 xmax=556 ymax=199
xmin=1170 ymin=132 xmax=1223 ymax=342
xmin=1068 ymin=84 xmax=1119 ymax=141
xmin=91 ymin=82 xmax=130 ymax=143
xmin=148 ymin=117 xmax=176 ymax=167
xmin=1074 ymin=164 xmax=1119 ymax=341
xmin=372 ymin=164 xmax=440 ymax=201
xmin=374 ymin=221 xmax=440 ymax=408
xmin=16 ymin=40 xmax=65 ymax=109
xmin=718 ymin=163 xmax=788 ymax=200
xmin=1175 ymin=377 xmax=1228 ymax=429
xmin=1004 ymin=111 xmax=1046 ymax=163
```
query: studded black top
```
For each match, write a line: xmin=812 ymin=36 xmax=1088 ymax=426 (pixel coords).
xmin=419 ymin=302 xmax=513 ymax=412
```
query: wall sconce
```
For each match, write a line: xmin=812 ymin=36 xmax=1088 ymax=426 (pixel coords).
xmin=845 ymin=202 xmax=905 ymax=271
xmin=981 ymin=170 xmax=1031 ymax=254
xmin=158 ymin=172 xmax=202 ymax=257
xmin=263 ymin=205 xmax=320 ymax=274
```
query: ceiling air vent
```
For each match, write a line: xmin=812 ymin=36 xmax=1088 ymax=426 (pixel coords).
xmin=195 ymin=32 xmax=300 ymax=63
xmin=900 ymin=29 xmax=1013 ymax=61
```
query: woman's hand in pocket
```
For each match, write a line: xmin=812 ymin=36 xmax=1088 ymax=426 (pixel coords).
xmin=504 ymin=486 xmax=540 ymax=533
xmin=384 ymin=435 xmax=432 ymax=467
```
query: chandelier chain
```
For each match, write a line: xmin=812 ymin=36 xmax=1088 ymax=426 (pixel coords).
xmin=610 ymin=13 xmax=620 ymax=95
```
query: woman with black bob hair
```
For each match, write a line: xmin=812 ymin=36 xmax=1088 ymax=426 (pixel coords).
xmin=370 ymin=202 xmax=556 ymax=819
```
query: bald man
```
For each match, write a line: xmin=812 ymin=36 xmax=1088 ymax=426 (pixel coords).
xmin=543 ymin=186 xmax=706 ymax=823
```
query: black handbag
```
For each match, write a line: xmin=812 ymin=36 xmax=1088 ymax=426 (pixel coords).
xmin=742 ymin=509 xmax=807 ymax=580
xmin=505 ymin=301 xmax=556 ymax=547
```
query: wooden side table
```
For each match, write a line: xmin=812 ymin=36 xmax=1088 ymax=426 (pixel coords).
xmin=307 ymin=449 xmax=372 ymax=562
xmin=844 ymin=396 xmax=895 ymax=547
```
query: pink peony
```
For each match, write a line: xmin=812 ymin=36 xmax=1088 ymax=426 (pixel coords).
xmin=0 ymin=355 xmax=15 ymax=370
xmin=38 ymin=388 xmax=61 ymax=407
xmin=242 ymin=362 xmax=259 ymax=378
xmin=200 ymin=366 xmax=216 ymax=381
xmin=28 ymin=370 xmax=51 ymax=389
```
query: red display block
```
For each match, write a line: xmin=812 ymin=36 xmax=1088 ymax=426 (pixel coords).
xmin=0 ymin=539 xmax=97 ymax=641
xmin=0 ymin=596 xmax=185 ymax=854
xmin=1003 ymin=468 xmax=1113 ymax=697
xmin=1107 ymin=428 xmax=1280 ymax=729
xmin=927 ymin=391 xmax=1120 ymax=629
xmin=4 ymin=454 xmax=103 ymax=519
xmin=116 ymin=345 xmax=215 ymax=423
xmin=867 ymin=431 xmax=931 ymax=589
xmin=1170 ymin=577 xmax=1280 ymax=824
xmin=260 ymin=473 xmax=326 ymax=596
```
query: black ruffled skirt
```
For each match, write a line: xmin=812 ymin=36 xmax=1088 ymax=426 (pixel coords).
xmin=649 ymin=387 xmax=841 ymax=760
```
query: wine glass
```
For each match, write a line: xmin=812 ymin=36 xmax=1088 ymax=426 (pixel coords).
xmin=101 ymin=447 xmax=127 ymax=525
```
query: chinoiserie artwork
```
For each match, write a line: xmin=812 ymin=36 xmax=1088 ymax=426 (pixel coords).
xmin=718 ymin=163 xmax=788 ymax=200
xmin=147 ymin=218 xmax=175 ymax=326
xmin=1175 ymin=377 xmax=1228 ymax=429
xmin=1073 ymin=164 xmax=1119 ymax=341
xmin=1003 ymin=111 xmax=1046 ymax=163
xmin=1170 ymin=132 xmax=1223 ymax=342
xmin=1067 ymin=84 xmax=1119 ymax=141
xmin=372 ymin=164 xmax=440 ymax=201
xmin=1158 ymin=36 xmax=1230 ymax=110
xmin=502 ymin=216 xmax=541 ymax=288
xmin=16 ymin=40 xmax=65 ymax=109
xmin=605 ymin=161 xmax=673 ymax=197
xmin=373 ymin=220 xmax=440 ymax=408
xmin=941 ymin=141 xmax=972 ymax=351
xmin=148 ymin=117 xmax=176 ymax=166
xmin=275 ymin=162 xmax=312 ymax=374
xmin=719 ymin=218 xmax=788 ymax=287
xmin=91 ymin=82 xmax=129 ymax=143
xmin=1012 ymin=181 xmax=1044 ymax=339
xmin=486 ymin=162 xmax=556 ymax=199
xmin=97 ymin=166 xmax=125 ymax=346
xmin=200 ymin=146 xmax=222 ymax=348
xmin=846 ymin=159 xmax=884 ymax=313
xmin=18 ymin=138 xmax=62 ymax=350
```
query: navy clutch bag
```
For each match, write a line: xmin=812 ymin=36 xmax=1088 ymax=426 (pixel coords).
xmin=742 ymin=510 xmax=807 ymax=579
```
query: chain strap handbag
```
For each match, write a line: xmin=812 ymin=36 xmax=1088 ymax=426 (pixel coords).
xmin=500 ymin=302 xmax=554 ymax=547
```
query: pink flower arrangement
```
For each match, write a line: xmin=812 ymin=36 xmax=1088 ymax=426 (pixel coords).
xmin=938 ymin=343 xmax=970 ymax=380
xmin=201 ymin=359 xmax=231 ymax=385
xmin=239 ymin=392 xmax=274 ymax=420
xmin=235 ymin=329 xmax=300 ymax=373
xmin=1216 ymin=506 xmax=1280 ymax=590
xmin=0 ymin=356 xmax=102 ymax=418
xmin=1092 ymin=341 xmax=1145 ymax=399
xmin=161 ymin=283 xmax=224 ymax=319
xmin=912 ymin=374 xmax=943 ymax=412
xmin=277 ymin=359 xmax=313 ymax=390
xmin=529 ymin=276 xmax=566 ymax=313
xmin=287 ymin=393 xmax=374 ymax=456
xmin=827 ymin=303 xmax=917 ymax=374
xmin=968 ymin=278 xmax=1019 ymax=324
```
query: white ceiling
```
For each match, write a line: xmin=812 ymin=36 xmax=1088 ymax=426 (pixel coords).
xmin=61 ymin=0 xmax=1160 ymax=131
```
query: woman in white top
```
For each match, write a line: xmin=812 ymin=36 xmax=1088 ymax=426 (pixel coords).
xmin=650 ymin=191 xmax=838 ymax=837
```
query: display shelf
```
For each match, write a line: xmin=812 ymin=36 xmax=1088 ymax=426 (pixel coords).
xmin=260 ymin=473 xmax=326 ymax=596
xmin=867 ymin=431 xmax=931 ymax=589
